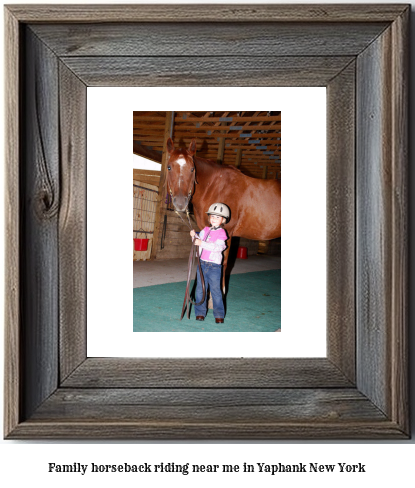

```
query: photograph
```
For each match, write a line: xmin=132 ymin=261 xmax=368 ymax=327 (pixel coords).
xmin=133 ymin=111 xmax=281 ymax=331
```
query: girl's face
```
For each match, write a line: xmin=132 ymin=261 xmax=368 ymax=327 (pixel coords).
xmin=209 ymin=214 xmax=224 ymax=227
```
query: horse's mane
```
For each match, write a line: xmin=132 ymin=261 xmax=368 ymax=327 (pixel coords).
xmin=194 ymin=155 xmax=244 ymax=176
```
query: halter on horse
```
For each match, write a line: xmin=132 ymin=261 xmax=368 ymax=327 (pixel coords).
xmin=166 ymin=138 xmax=197 ymax=225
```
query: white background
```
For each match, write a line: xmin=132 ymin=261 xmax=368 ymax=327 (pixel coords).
xmin=1 ymin=0 xmax=414 ymax=485
xmin=87 ymin=86 xmax=326 ymax=357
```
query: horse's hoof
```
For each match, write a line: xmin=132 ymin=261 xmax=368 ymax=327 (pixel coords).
xmin=196 ymin=316 xmax=205 ymax=321
xmin=215 ymin=318 xmax=224 ymax=324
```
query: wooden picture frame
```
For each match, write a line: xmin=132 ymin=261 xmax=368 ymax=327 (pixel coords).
xmin=4 ymin=4 xmax=409 ymax=439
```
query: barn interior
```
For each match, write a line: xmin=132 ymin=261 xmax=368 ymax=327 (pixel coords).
xmin=133 ymin=111 xmax=281 ymax=331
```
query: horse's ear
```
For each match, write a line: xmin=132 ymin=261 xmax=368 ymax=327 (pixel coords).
xmin=166 ymin=138 xmax=174 ymax=154
xmin=188 ymin=139 xmax=197 ymax=156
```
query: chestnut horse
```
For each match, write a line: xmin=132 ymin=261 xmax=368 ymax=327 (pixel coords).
xmin=166 ymin=138 xmax=281 ymax=291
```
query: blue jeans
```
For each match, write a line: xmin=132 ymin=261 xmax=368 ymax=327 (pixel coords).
xmin=194 ymin=261 xmax=225 ymax=319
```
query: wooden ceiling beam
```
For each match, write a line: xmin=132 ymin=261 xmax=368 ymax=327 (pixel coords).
xmin=170 ymin=124 xmax=281 ymax=132
xmin=133 ymin=123 xmax=166 ymax=129
xmin=174 ymin=115 xmax=281 ymax=123
xmin=133 ymin=139 xmax=281 ymax=151
xmin=133 ymin=128 xmax=168 ymax=134
xmin=198 ymin=156 xmax=281 ymax=164
xmin=133 ymin=141 xmax=162 ymax=162
xmin=133 ymin=116 xmax=166 ymax=122
xmin=173 ymin=129 xmax=281 ymax=138
xmin=133 ymin=137 xmax=164 ymax=144
xmin=200 ymin=149 xmax=281 ymax=156
xmin=201 ymin=152 xmax=281 ymax=157
xmin=152 ymin=134 xmax=281 ymax=143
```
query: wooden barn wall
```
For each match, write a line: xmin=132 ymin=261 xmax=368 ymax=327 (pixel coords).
xmin=133 ymin=169 xmax=160 ymax=187
xmin=155 ymin=211 xmax=197 ymax=259
xmin=133 ymin=178 xmax=158 ymax=261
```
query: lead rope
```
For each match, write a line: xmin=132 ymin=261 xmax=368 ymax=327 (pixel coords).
xmin=166 ymin=175 xmax=207 ymax=320
xmin=173 ymin=207 xmax=193 ymax=231
xmin=180 ymin=233 xmax=207 ymax=320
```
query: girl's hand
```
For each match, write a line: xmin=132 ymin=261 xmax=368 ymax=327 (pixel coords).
xmin=190 ymin=230 xmax=196 ymax=238
xmin=194 ymin=239 xmax=202 ymax=246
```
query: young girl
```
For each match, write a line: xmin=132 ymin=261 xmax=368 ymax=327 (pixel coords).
xmin=190 ymin=203 xmax=230 ymax=324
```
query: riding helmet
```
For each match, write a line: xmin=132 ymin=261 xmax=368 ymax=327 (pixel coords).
xmin=206 ymin=202 xmax=230 ymax=223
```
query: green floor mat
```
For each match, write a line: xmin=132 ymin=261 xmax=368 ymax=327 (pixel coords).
xmin=133 ymin=269 xmax=281 ymax=332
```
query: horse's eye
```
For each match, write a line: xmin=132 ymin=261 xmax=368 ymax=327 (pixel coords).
xmin=167 ymin=166 xmax=171 ymax=170
xmin=191 ymin=167 xmax=194 ymax=172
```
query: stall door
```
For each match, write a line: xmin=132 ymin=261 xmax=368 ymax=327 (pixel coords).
xmin=133 ymin=181 xmax=158 ymax=261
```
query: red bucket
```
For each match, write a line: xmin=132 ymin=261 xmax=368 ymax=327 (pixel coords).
xmin=134 ymin=238 xmax=149 ymax=251
xmin=236 ymin=246 xmax=248 ymax=259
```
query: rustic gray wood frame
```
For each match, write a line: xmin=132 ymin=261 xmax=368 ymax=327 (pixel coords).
xmin=4 ymin=4 xmax=409 ymax=440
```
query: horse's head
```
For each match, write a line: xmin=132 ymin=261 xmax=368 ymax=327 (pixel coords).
xmin=166 ymin=138 xmax=197 ymax=212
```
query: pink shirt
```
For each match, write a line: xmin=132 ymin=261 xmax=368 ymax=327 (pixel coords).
xmin=198 ymin=227 xmax=227 ymax=264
